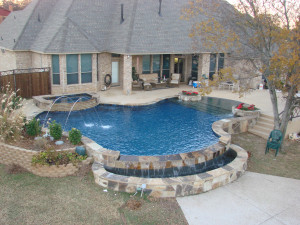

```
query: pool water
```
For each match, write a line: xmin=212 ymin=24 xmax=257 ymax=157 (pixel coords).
xmin=37 ymin=98 xmax=233 ymax=156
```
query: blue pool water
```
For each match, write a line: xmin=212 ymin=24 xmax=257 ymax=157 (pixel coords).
xmin=37 ymin=98 xmax=233 ymax=156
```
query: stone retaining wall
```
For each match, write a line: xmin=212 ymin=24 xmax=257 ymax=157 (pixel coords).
xmin=92 ymin=144 xmax=247 ymax=197
xmin=0 ymin=142 xmax=92 ymax=177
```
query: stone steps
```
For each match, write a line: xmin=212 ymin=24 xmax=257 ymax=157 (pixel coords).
xmin=248 ymin=113 xmax=274 ymax=139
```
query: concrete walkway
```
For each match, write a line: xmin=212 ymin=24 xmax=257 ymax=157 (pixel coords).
xmin=177 ymin=172 xmax=300 ymax=225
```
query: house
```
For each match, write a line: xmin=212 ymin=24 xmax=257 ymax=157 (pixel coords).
xmin=0 ymin=0 xmax=261 ymax=95
xmin=0 ymin=6 xmax=12 ymax=24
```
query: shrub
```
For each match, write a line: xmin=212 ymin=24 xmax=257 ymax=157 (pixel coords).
xmin=32 ymin=148 xmax=87 ymax=166
xmin=69 ymin=128 xmax=82 ymax=145
xmin=49 ymin=120 xmax=62 ymax=140
xmin=25 ymin=118 xmax=41 ymax=137
xmin=0 ymin=84 xmax=24 ymax=142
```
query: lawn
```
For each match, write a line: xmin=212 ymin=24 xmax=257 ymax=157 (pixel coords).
xmin=0 ymin=165 xmax=187 ymax=225
xmin=232 ymin=132 xmax=300 ymax=180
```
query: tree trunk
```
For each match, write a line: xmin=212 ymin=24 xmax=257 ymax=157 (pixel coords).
xmin=279 ymin=86 xmax=297 ymax=151
xmin=268 ymin=81 xmax=280 ymax=129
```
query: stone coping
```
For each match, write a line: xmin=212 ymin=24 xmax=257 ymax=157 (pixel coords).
xmin=103 ymin=143 xmax=226 ymax=171
xmin=92 ymin=144 xmax=247 ymax=197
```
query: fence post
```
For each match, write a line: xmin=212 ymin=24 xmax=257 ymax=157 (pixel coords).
xmin=13 ymin=69 xmax=17 ymax=92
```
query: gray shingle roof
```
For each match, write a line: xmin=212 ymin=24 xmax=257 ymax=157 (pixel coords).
xmin=0 ymin=0 xmax=235 ymax=54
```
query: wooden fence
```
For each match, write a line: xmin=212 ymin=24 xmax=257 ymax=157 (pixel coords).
xmin=0 ymin=68 xmax=51 ymax=98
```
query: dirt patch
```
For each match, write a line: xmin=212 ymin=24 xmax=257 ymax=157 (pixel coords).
xmin=4 ymin=164 xmax=28 ymax=174
xmin=232 ymin=132 xmax=300 ymax=180
xmin=125 ymin=199 xmax=143 ymax=210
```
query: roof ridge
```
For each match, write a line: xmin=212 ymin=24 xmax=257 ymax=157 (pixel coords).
xmin=125 ymin=0 xmax=138 ymax=53
xmin=67 ymin=17 xmax=100 ymax=52
xmin=13 ymin=0 xmax=40 ymax=50
xmin=43 ymin=0 xmax=75 ymax=53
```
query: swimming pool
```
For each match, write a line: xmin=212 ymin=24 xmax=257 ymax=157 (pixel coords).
xmin=37 ymin=98 xmax=234 ymax=156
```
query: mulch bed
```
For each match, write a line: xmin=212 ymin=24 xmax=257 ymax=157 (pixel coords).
xmin=8 ymin=132 xmax=75 ymax=151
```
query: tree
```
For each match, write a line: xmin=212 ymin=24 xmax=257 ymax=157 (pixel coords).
xmin=182 ymin=0 xmax=300 ymax=149
xmin=0 ymin=0 xmax=32 ymax=11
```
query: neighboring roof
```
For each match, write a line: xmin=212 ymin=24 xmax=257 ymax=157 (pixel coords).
xmin=0 ymin=0 xmax=236 ymax=54
xmin=0 ymin=7 xmax=11 ymax=17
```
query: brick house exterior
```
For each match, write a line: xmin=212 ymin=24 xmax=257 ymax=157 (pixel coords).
xmin=0 ymin=0 xmax=261 ymax=95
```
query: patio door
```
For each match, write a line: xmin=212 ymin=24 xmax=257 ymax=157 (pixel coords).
xmin=174 ymin=57 xmax=185 ymax=82
xmin=111 ymin=61 xmax=120 ymax=86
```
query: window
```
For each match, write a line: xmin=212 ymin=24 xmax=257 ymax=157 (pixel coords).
xmin=142 ymin=55 xmax=151 ymax=74
xmin=191 ymin=55 xmax=198 ymax=79
xmin=218 ymin=53 xmax=225 ymax=71
xmin=209 ymin=54 xmax=217 ymax=80
xmin=152 ymin=55 xmax=160 ymax=76
xmin=52 ymin=55 xmax=60 ymax=85
xmin=81 ymin=54 xmax=92 ymax=83
xmin=162 ymin=54 xmax=170 ymax=79
xmin=67 ymin=54 xmax=79 ymax=85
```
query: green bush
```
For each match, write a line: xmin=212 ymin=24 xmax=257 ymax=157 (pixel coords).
xmin=49 ymin=120 xmax=62 ymax=140
xmin=69 ymin=128 xmax=82 ymax=145
xmin=25 ymin=118 xmax=41 ymax=137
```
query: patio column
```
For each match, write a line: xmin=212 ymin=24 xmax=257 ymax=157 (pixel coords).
xmin=122 ymin=55 xmax=132 ymax=95
xmin=200 ymin=53 xmax=210 ymax=79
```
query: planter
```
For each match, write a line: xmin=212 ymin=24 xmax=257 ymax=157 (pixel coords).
xmin=0 ymin=140 xmax=93 ymax=178
xmin=178 ymin=93 xmax=202 ymax=102
xmin=232 ymin=106 xmax=261 ymax=117
xmin=31 ymin=157 xmax=93 ymax=178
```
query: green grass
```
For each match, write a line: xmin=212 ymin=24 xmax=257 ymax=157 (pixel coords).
xmin=0 ymin=165 xmax=187 ymax=225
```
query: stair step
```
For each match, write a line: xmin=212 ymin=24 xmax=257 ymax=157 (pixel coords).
xmin=248 ymin=128 xmax=269 ymax=140
xmin=256 ymin=121 xmax=274 ymax=129
xmin=260 ymin=113 xmax=274 ymax=120
xmin=260 ymin=117 xmax=274 ymax=124
xmin=253 ymin=125 xmax=273 ymax=133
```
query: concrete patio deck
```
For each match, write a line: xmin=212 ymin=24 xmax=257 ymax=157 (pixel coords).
xmin=22 ymin=85 xmax=285 ymax=118
xmin=177 ymin=172 xmax=300 ymax=225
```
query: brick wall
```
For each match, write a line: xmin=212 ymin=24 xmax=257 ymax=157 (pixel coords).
xmin=0 ymin=49 xmax=16 ymax=71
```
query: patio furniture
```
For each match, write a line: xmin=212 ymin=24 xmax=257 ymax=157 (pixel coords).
xmin=132 ymin=74 xmax=143 ymax=90
xmin=265 ymin=129 xmax=283 ymax=157
xmin=139 ymin=73 xmax=159 ymax=91
xmin=168 ymin=73 xmax=180 ymax=87
xmin=219 ymin=81 xmax=234 ymax=90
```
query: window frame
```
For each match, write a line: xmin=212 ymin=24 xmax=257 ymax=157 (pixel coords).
xmin=52 ymin=55 xmax=60 ymax=85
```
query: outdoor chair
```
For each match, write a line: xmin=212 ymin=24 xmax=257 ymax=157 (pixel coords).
xmin=132 ymin=74 xmax=143 ymax=90
xmin=168 ymin=73 xmax=180 ymax=87
xmin=265 ymin=129 xmax=283 ymax=157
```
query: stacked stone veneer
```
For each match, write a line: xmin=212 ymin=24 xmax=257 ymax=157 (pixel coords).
xmin=91 ymin=144 xmax=247 ymax=197
xmin=0 ymin=142 xmax=92 ymax=177
xmin=33 ymin=93 xmax=100 ymax=111
xmin=84 ymin=113 xmax=259 ymax=197
xmin=102 ymin=142 xmax=226 ymax=172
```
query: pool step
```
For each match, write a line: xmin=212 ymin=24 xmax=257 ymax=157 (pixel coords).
xmin=248 ymin=114 xmax=274 ymax=140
